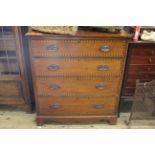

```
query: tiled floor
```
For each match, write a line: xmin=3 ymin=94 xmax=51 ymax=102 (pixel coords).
xmin=0 ymin=109 xmax=155 ymax=128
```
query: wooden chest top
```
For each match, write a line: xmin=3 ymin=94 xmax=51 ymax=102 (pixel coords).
xmin=27 ymin=30 xmax=131 ymax=39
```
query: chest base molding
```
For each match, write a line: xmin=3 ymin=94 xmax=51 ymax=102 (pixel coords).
xmin=36 ymin=115 xmax=117 ymax=126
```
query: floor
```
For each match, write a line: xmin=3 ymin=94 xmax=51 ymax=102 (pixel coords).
xmin=0 ymin=108 xmax=155 ymax=129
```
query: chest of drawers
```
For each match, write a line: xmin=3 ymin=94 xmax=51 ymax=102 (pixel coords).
xmin=121 ymin=42 xmax=155 ymax=111
xmin=122 ymin=43 xmax=155 ymax=96
xmin=27 ymin=30 xmax=130 ymax=125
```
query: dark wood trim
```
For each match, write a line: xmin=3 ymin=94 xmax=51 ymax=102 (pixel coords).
xmin=36 ymin=115 xmax=117 ymax=126
xmin=120 ymin=41 xmax=155 ymax=112
xmin=14 ymin=27 xmax=32 ymax=109
xmin=20 ymin=26 xmax=35 ymax=111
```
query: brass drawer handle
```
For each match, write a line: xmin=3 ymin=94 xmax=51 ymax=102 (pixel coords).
xmin=46 ymin=44 xmax=58 ymax=52
xmin=48 ymin=64 xmax=60 ymax=71
xmin=49 ymin=84 xmax=61 ymax=90
xmin=99 ymin=45 xmax=111 ymax=52
xmin=97 ymin=64 xmax=109 ymax=71
xmin=95 ymin=103 xmax=104 ymax=109
xmin=96 ymin=83 xmax=107 ymax=89
xmin=49 ymin=103 xmax=60 ymax=109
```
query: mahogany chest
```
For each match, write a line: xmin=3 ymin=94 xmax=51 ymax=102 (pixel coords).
xmin=121 ymin=42 xmax=155 ymax=111
xmin=27 ymin=30 xmax=130 ymax=125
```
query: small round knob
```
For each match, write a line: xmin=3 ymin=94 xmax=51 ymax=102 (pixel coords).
xmin=147 ymin=67 xmax=151 ymax=72
xmin=150 ymin=50 xmax=154 ymax=55
xmin=149 ymin=57 xmax=152 ymax=63
xmin=145 ymin=74 xmax=149 ymax=78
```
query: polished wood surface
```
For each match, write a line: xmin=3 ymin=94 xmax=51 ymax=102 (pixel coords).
xmin=33 ymin=58 xmax=122 ymax=77
xmin=30 ymin=39 xmax=127 ymax=57
xmin=130 ymin=56 xmax=155 ymax=64
xmin=121 ymin=42 xmax=155 ymax=109
xmin=36 ymin=115 xmax=117 ymax=125
xmin=27 ymin=30 xmax=130 ymax=125
xmin=128 ymin=65 xmax=155 ymax=73
xmin=131 ymin=48 xmax=155 ymax=56
xmin=36 ymin=78 xmax=119 ymax=96
xmin=37 ymin=97 xmax=117 ymax=115
xmin=128 ymin=73 xmax=155 ymax=79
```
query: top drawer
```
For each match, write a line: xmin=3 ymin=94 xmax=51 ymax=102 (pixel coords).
xmin=30 ymin=39 xmax=127 ymax=58
xmin=131 ymin=48 xmax=155 ymax=56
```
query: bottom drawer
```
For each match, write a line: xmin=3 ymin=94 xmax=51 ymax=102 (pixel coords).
xmin=37 ymin=97 xmax=117 ymax=115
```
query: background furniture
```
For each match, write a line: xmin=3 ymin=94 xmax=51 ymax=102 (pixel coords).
xmin=127 ymin=79 xmax=155 ymax=125
xmin=27 ymin=30 xmax=130 ymax=125
xmin=121 ymin=42 xmax=155 ymax=112
xmin=0 ymin=26 xmax=31 ymax=112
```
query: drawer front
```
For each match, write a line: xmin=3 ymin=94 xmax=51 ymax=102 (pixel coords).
xmin=33 ymin=58 xmax=123 ymax=77
xmin=30 ymin=39 xmax=127 ymax=57
xmin=124 ymin=79 xmax=152 ymax=88
xmin=0 ymin=98 xmax=25 ymax=105
xmin=0 ymin=81 xmax=23 ymax=98
xmin=128 ymin=73 xmax=155 ymax=79
xmin=130 ymin=56 xmax=155 ymax=64
xmin=128 ymin=65 xmax=155 ymax=73
xmin=36 ymin=78 xmax=120 ymax=97
xmin=131 ymin=48 xmax=155 ymax=57
xmin=37 ymin=97 xmax=117 ymax=115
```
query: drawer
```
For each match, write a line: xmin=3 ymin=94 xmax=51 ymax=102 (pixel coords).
xmin=124 ymin=79 xmax=152 ymax=88
xmin=130 ymin=56 xmax=155 ymax=64
xmin=33 ymin=58 xmax=123 ymax=77
xmin=36 ymin=78 xmax=120 ymax=97
xmin=128 ymin=73 xmax=155 ymax=79
xmin=30 ymin=39 xmax=126 ymax=57
xmin=0 ymin=80 xmax=23 ymax=98
xmin=128 ymin=65 xmax=155 ymax=73
xmin=131 ymin=48 xmax=155 ymax=57
xmin=37 ymin=97 xmax=117 ymax=115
